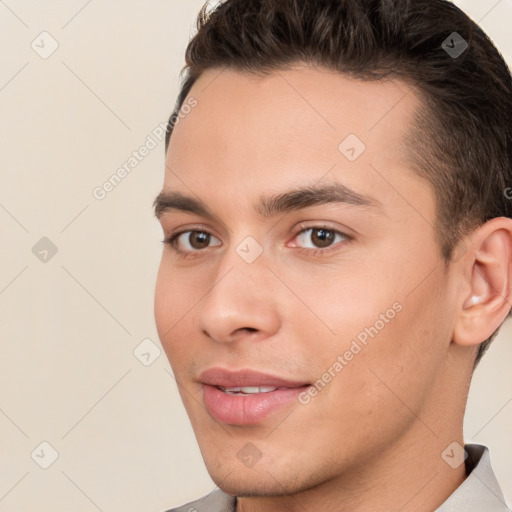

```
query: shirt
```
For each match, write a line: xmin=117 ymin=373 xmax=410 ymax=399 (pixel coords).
xmin=164 ymin=444 xmax=510 ymax=512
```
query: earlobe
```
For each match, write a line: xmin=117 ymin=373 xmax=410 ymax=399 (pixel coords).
xmin=453 ymin=218 xmax=512 ymax=347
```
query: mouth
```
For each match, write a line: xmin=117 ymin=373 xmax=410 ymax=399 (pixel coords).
xmin=217 ymin=385 xmax=296 ymax=395
xmin=198 ymin=368 xmax=311 ymax=425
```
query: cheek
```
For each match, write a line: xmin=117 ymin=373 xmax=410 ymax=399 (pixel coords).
xmin=325 ymin=272 xmax=451 ymax=421
xmin=277 ymin=256 xmax=397 ymax=349
xmin=154 ymin=261 xmax=199 ymax=363
xmin=154 ymin=257 xmax=208 ymax=324
xmin=154 ymin=262 xmax=174 ymax=338
xmin=279 ymin=250 xmax=449 ymax=401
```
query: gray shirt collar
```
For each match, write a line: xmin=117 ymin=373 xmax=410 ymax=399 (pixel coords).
xmin=436 ymin=444 xmax=510 ymax=511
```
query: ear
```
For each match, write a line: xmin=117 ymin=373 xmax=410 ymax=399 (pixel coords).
xmin=453 ymin=217 xmax=512 ymax=347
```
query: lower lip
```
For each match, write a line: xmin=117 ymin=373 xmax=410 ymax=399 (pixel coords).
xmin=202 ymin=384 xmax=309 ymax=425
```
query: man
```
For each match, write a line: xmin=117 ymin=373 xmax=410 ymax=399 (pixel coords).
xmin=153 ymin=0 xmax=512 ymax=510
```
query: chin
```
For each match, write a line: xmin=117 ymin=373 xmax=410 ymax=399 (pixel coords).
xmin=210 ymin=473 xmax=298 ymax=498
xmin=204 ymin=455 xmax=331 ymax=498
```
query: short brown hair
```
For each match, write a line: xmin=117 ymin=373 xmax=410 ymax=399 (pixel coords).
xmin=165 ymin=0 xmax=512 ymax=364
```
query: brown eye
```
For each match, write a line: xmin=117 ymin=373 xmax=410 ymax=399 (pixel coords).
xmin=168 ymin=230 xmax=221 ymax=252
xmin=189 ymin=231 xmax=211 ymax=249
xmin=310 ymin=228 xmax=336 ymax=248
xmin=294 ymin=227 xmax=348 ymax=250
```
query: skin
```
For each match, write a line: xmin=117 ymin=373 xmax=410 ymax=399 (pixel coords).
xmin=154 ymin=65 xmax=512 ymax=512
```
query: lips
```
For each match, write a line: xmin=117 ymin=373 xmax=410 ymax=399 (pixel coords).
xmin=199 ymin=367 xmax=310 ymax=389
xmin=198 ymin=367 xmax=311 ymax=425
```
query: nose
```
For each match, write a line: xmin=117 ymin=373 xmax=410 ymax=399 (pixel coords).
xmin=197 ymin=256 xmax=281 ymax=344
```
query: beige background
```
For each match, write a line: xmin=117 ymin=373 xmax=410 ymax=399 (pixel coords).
xmin=0 ymin=1 xmax=510 ymax=510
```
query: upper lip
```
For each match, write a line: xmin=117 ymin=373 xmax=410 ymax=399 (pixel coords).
xmin=198 ymin=367 xmax=310 ymax=388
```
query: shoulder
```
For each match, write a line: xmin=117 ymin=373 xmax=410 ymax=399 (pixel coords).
xmin=163 ymin=488 xmax=236 ymax=512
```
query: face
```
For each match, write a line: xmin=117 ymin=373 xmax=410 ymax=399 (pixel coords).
xmin=154 ymin=66 xmax=458 ymax=496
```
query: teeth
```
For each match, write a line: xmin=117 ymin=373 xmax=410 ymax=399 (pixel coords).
xmin=223 ymin=386 xmax=278 ymax=395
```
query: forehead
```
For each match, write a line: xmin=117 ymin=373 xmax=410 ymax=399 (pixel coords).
xmin=164 ymin=65 xmax=427 ymax=217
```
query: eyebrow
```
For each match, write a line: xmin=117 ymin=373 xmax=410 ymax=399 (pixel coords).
xmin=153 ymin=183 xmax=383 ymax=220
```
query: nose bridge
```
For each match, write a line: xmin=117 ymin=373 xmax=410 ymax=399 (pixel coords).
xmin=197 ymin=241 xmax=280 ymax=342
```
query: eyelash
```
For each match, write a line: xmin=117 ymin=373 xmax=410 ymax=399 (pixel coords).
xmin=162 ymin=225 xmax=353 ymax=258
xmin=292 ymin=226 xmax=353 ymax=257
xmin=162 ymin=229 xmax=219 ymax=259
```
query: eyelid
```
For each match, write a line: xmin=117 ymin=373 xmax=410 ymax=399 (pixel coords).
xmin=287 ymin=223 xmax=354 ymax=253
xmin=289 ymin=222 xmax=354 ymax=242
xmin=161 ymin=221 xmax=220 ymax=240
xmin=162 ymin=226 xmax=222 ymax=256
